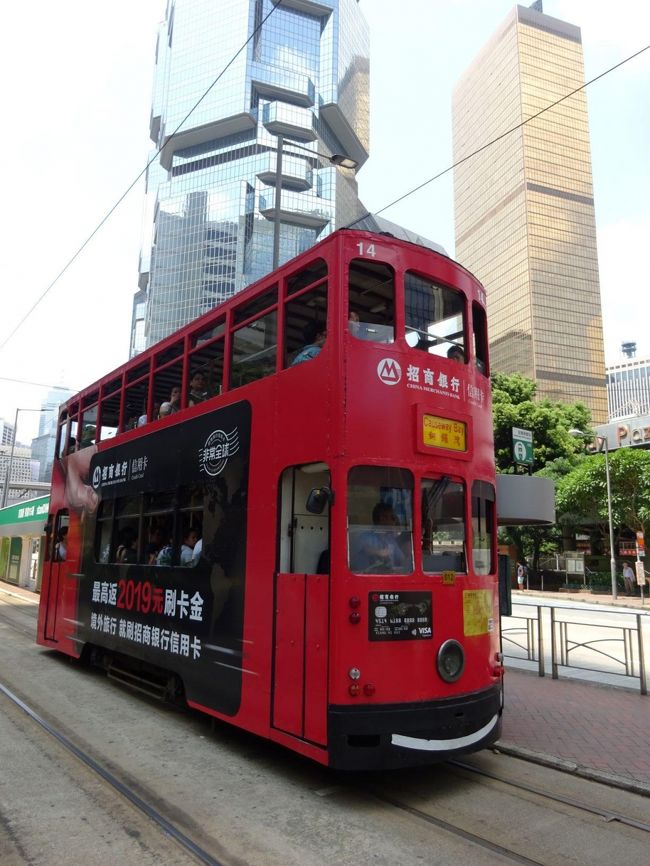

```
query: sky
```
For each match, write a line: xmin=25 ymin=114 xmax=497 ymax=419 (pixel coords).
xmin=0 ymin=0 xmax=648 ymax=441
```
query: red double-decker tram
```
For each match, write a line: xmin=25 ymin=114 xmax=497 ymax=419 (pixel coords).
xmin=37 ymin=229 xmax=502 ymax=769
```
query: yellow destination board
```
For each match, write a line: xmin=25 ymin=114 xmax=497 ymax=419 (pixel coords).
xmin=422 ymin=414 xmax=467 ymax=452
xmin=463 ymin=589 xmax=494 ymax=636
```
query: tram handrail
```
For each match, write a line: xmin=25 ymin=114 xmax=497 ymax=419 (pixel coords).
xmin=502 ymin=603 xmax=648 ymax=695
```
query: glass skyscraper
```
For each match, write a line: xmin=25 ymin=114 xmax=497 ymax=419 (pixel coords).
xmin=131 ymin=0 xmax=369 ymax=353
xmin=452 ymin=3 xmax=607 ymax=422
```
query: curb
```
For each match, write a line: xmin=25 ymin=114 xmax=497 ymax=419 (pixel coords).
xmin=494 ymin=742 xmax=650 ymax=797
xmin=0 ymin=584 xmax=39 ymax=605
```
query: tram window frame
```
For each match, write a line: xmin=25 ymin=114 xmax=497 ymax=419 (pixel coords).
xmin=404 ymin=271 xmax=466 ymax=360
xmin=347 ymin=466 xmax=414 ymax=575
xmin=189 ymin=334 xmax=225 ymax=400
xmin=52 ymin=510 xmax=69 ymax=562
xmin=56 ymin=413 xmax=69 ymax=459
xmin=473 ymin=302 xmax=489 ymax=375
xmin=284 ymin=281 xmax=328 ymax=368
xmin=99 ymin=376 xmax=121 ymax=441
xmin=124 ymin=378 xmax=149 ymax=431
xmin=79 ymin=400 xmax=98 ymax=450
xmin=287 ymin=258 xmax=327 ymax=296
xmin=472 ymin=480 xmax=495 ymax=575
xmin=230 ymin=309 xmax=278 ymax=389
xmin=95 ymin=500 xmax=115 ymax=563
xmin=421 ymin=477 xmax=466 ymax=574
xmin=153 ymin=359 xmax=184 ymax=419
xmin=348 ymin=260 xmax=396 ymax=344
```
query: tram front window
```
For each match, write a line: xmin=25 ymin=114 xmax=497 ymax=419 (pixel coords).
xmin=348 ymin=466 xmax=413 ymax=574
xmin=422 ymin=477 xmax=466 ymax=573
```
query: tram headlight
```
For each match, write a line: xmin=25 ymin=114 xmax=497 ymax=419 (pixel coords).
xmin=436 ymin=639 xmax=465 ymax=683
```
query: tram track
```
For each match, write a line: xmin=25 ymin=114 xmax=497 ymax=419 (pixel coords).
xmin=0 ymin=679 xmax=228 ymax=866
xmin=448 ymin=758 xmax=650 ymax=833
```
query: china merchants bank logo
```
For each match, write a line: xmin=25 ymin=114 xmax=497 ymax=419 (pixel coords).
xmin=377 ymin=358 xmax=401 ymax=385
xmin=199 ymin=428 xmax=240 ymax=477
xmin=92 ymin=466 xmax=102 ymax=489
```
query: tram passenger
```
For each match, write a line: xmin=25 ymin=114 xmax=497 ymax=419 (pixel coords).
xmin=116 ymin=527 xmax=138 ymax=564
xmin=54 ymin=527 xmax=68 ymax=561
xmin=291 ymin=322 xmax=326 ymax=365
xmin=158 ymin=402 xmax=173 ymax=419
xmin=352 ymin=503 xmax=406 ymax=573
xmin=188 ymin=372 xmax=208 ymax=406
xmin=447 ymin=344 xmax=464 ymax=362
xmin=180 ymin=528 xmax=200 ymax=566
xmin=169 ymin=385 xmax=181 ymax=413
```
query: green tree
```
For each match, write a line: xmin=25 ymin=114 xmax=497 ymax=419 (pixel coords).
xmin=491 ymin=373 xmax=592 ymax=572
xmin=556 ymin=447 xmax=650 ymax=551
xmin=491 ymin=373 xmax=591 ymax=474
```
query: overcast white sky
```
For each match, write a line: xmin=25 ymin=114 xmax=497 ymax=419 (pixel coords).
xmin=0 ymin=0 xmax=648 ymax=440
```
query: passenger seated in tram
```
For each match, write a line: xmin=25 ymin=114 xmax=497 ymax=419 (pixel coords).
xmin=351 ymin=503 xmax=407 ymax=573
xmin=188 ymin=371 xmax=208 ymax=406
xmin=115 ymin=527 xmax=138 ymax=564
xmin=447 ymin=344 xmax=464 ymax=363
xmin=180 ymin=527 xmax=201 ymax=566
xmin=291 ymin=321 xmax=326 ymax=365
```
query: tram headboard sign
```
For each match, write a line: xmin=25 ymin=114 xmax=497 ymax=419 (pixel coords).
xmin=368 ymin=591 xmax=432 ymax=641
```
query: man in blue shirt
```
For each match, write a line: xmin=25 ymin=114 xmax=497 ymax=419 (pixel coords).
xmin=352 ymin=503 xmax=407 ymax=573
xmin=292 ymin=322 xmax=326 ymax=365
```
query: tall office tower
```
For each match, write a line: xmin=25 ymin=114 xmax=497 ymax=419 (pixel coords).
xmin=131 ymin=0 xmax=369 ymax=353
xmin=452 ymin=2 xmax=607 ymax=422
xmin=30 ymin=388 xmax=74 ymax=483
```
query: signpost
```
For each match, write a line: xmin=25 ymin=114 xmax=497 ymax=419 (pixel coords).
xmin=512 ymin=427 xmax=534 ymax=471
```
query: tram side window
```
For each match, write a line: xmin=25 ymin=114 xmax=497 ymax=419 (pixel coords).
xmin=284 ymin=283 xmax=328 ymax=368
xmin=113 ymin=498 xmax=141 ymax=564
xmin=472 ymin=481 xmax=495 ymax=575
xmin=347 ymin=466 xmax=413 ymax=574
xmin=230 ymin=310 xmax=278 ymax=389
xmin=52 ymin=511 xmax=69 ymax=562
xmin=99 ymin=377 xmax=121 ymax=441
xmin=80 ymin=403 xmax=98 ymax=450
xmin=422 ymin=478 xmax=466 ymax=573
xmin=473 ymin=302 xmax=489 ymax=375
xmin=348 ymin=260 xmax=395 ymax=343
xmin=405 ymin=272 xmax=465 ymax=360
xmin=96 ymin=501 xmax=114 ymax=563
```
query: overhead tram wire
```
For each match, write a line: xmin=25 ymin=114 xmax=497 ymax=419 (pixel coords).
xmin=347 ymin=42 xmax=650 ymax=230
xmin=0 ymin=0 xmax=285 ymax=355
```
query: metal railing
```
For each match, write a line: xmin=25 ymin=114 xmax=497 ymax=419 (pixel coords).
xmin=502 ymin=603 xmax=648 ymax=695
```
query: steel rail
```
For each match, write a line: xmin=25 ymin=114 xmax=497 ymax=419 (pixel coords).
xmin=0 ymin=680 xmax=228 ymax=866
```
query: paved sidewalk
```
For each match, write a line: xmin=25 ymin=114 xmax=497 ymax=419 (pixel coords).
xmin=2 ymin=581 xmax=649 ymax=794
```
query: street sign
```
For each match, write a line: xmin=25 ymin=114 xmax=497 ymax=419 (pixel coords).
xmin=512 ymin=427 xmax=534 ymax=466
xmin=635 ymin=561 xmax=646 ymax=586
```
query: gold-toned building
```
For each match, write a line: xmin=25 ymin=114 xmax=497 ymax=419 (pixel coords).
xmin=452 ymin=3 xmax=607 ymax=422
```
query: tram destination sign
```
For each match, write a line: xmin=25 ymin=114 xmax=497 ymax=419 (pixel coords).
xmin=368 ymin=591 xmax=432 ymax=641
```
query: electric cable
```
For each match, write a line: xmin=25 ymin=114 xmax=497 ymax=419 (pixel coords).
xmin=0 ymin=0 xmax=283 ymax=353
xmin=347 ymin=42 xmax=650 ymax=229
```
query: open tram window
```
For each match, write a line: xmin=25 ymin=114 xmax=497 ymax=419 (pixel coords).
xmin=348 ymin=260 xmax=395 ymax=343
xmin=179 ymin=485 xmax=203 ymax=566
xmin=95 ymin=500 xmax=114 ymax=563
xmin=473 ymin=302 xmax=489 ymax=375
xmin=99 ymin=376 xmax=121 ymax=441
xmin=472 ymin=481 xmax=495 ymax=575
xmin=124 ymin=359 xmax=151 ymax=430
xmin=153 ymin=341 xmax=184 ymax=418
xmin=80 ymin=393 xmax=98 ymax=450
xmin=278 ymin=463 xmax=330 ymax=575
xmin=142 ymin=492 xmax=175 ymax=565
xmin=347 ymin=466 xmax=413 ymax=575
xmin=230 ymin=310 xmax=278 ymax=389
xmin=56 ymin=412 xmax=69 ymax=459
xmin=188 ymin=321 xmax=225 ymax=402
xmin=405 ymin=272 xmax=466 ymax=360
xmin=112 ymin=496 xmax=141 ymax=564
xmin=51 ymin=511 xmax=69 ymax=562
xmin=284 ymin=282 xmax=328 ymax=368
xmin=421 ymin=478 xmax=466 ymax=573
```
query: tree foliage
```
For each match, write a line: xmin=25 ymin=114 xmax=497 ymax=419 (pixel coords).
xmin=491 ymin=373 xmax=591 ymax=474
xmin=556 ymin=447 xmax=650 ymax=538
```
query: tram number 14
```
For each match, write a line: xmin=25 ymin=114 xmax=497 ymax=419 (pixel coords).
xmin=357 ymin=241 xmax=377 ymax=257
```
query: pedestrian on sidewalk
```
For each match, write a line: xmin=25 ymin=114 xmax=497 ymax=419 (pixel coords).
xmin=516 ymin=561 xmax=527 ymax=590
xmin=622 ymin=561 xmax=636 ymax=596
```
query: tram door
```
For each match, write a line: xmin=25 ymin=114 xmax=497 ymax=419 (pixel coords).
xmin=273 ymin=465 xmax=330 ymax=746
xmin=43 ymin=510 xmax=69 ymax=641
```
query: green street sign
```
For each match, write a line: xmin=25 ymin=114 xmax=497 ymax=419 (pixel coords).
xmin=512 ymin=427 xmax=534 ymax=466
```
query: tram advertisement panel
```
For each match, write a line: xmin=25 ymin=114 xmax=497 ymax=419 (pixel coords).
xmin=368 ymin=591 xmax=432 ymax=641
xmin=74 ymin=401 xmax=251 ymax=716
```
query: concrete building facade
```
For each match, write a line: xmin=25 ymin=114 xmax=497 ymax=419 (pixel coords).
xmin=452 ymin=2 xmax=607 ymax=422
